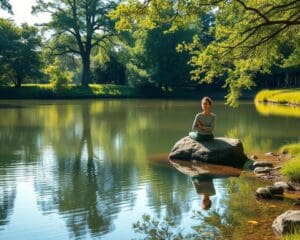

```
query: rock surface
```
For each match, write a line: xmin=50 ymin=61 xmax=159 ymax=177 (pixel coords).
xmin=168 ymin=136 xmax=246 ymax=167
xmin=256 ymin=187 xmax=272 ymax=199
xmin=254 ymin=167 xmax=272 ymax=174
xmin=272 ymin=210 xmax=300 ymax=235
xmin=274 ymin=181 xmax=295 ymax=191
xmin=253 ymin=161 xmax=273 ymax=168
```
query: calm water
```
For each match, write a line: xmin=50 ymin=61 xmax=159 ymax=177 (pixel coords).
xmin=0 ymin=99 xmax=299 ymax=240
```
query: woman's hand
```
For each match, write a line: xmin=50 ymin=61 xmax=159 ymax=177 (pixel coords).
xmin=196 ymin=121 xmax=204 ymax=129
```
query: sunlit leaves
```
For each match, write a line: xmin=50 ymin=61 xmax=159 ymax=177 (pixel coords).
xmin=111 ymin=0 xmax=300 ymax=106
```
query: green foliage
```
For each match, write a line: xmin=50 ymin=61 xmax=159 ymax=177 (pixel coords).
xmin=280 ymin=142 xmax=300 ymax=182
xmin=280 ymin=142 xmax=300 ymax=155
xmin=45 ymin=58 xmax=72 ymax=91
xmin=32 ymin=0 xmax=117 ymax=86
xmin=284 ymin=231 xmax=300 ymax=240
xmin=280 ymin=155 xmax=300 ymax=182
xmin=120 ymin=23 xmax=199 ymax=89
xmin=91 ymin=43 xmax=126 ymax=85
xmin=132 ymin=214 xmax=185 ymax=240
xmin=0 ymin=0 xmax=12 ymax=13
xmin=0 ymin=19 xmax=43 ymax=87
xmin=255 ymin=89 xmax=300 ymax=105
xmin=110 ymin=0 xmax=300 ymax=106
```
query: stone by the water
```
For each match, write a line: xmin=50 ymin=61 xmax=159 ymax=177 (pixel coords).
xmin=274 ymin=181 xmax=295 ymax=191
xmin=168 ymin=136 xmax=246 ymax=168
xmin=254 ymin=167 xmax=272 ymax=174
xmin=272 ymin=210 xmax=300 ymax=235
xmin=266 ymin=186 xmax=284 ymax=195
xmin=253 ymin=161 xmax=273 ymax=168
xmin=256 ymin=187 xmax=272 ymax=199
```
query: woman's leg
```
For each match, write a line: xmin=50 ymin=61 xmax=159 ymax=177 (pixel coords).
xmin=189 ymin=131 xmax=198 ymax=140
xmin=189 ymin=132 xmax=214 ymax=141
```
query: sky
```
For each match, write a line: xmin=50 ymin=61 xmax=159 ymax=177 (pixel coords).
xmin=0 ymin=0 xmax=49 ymax=25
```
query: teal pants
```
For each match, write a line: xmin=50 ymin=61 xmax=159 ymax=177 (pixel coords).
xmin=189 ymin=131 xmax=214 ymax=141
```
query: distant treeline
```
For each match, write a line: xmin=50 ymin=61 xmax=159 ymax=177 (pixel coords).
xmin=0 ymin=0 xmax=299 ymax=104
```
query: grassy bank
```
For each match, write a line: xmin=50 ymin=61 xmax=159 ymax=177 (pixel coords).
xmin=279 ymin=142 xmax=300 ymax=182
xmin=0 ymin=84 xmax=140 ymax=99
xmin=255 ymin=89 xmax=300 ymax=105
xmin=0 ymin=84 xmax=233 ymax=100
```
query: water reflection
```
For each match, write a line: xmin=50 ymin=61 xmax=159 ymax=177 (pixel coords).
xmin=192 ymin=175 xmax=215 ymax=210
xmin=170 ymin=159 xmax=242 ymax=212
xmin=0 ymin=100 xmax=299 ymax=239
xmin=255 ymin=101 xmax=300 ymax=118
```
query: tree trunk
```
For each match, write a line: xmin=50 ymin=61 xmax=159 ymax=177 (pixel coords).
xmin=15 ymin=76 xmax=22 ymax=88
xmin=81 ymin=55 xmax=91 ymax=87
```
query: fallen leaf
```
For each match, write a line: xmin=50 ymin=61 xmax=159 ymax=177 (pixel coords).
xmin=248 ymin=220 xmax=258 ymax=225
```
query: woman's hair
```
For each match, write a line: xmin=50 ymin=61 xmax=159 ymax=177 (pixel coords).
xmin=201 ymin=96 xmax=212 ymax=105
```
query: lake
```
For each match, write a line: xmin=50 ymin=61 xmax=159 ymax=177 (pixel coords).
xmin=0 ymin=99 xmax=299 ymax=239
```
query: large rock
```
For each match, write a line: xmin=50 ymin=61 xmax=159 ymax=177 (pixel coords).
xmin=272 ymin=210 xmax=300 ymax=235
xmin=169 ymin=136 xmax=246 ymax=167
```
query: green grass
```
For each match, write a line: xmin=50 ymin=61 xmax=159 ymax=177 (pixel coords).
xmin=255 ymin=89 xmax=300 ymax=105
xmin=280 ymin=142 xmax=300 ymax=155
xmin=283 ymin=231 xmax=300 ymax=240
xmin=0 ymin=84 xmax=141 ymax=99
xmin=280 ymin=142 xmax=300 ymax=182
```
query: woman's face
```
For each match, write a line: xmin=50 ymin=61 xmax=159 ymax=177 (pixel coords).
xmin=201 ymin=100 xmax=211 ymax=112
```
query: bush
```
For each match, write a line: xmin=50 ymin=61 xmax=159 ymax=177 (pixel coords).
xmin=280 ymin=142 xmax=300 ymax=182
xmin=45 ymin=58 xmax=72 ymax=92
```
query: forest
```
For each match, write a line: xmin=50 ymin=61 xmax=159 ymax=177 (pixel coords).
xmin=0 ymin=0 xmax=299 ymax=105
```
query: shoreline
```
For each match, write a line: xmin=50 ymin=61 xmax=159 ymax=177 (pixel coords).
xmin=255 ymin=89 xmax=300 ymax=107
xmin=0 ymin=84 xmax=257 ymax=100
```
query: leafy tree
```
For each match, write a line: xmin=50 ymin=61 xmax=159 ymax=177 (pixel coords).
xmin=0 ymin=0 xmax=12 ymax=13
xmin=110 ymin=0 xmax=300 ymax=106
xmin=0 ymin=19 xmax=43 ymax=87
xmin=32 ymin=0 xmax=118 ymax=86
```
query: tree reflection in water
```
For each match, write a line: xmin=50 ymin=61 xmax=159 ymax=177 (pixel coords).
xmin=0 ymin=100 xmax=299 ymax=239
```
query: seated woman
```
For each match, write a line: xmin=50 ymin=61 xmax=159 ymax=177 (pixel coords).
xmin=189 ymin=96 xmax=216 ymax=141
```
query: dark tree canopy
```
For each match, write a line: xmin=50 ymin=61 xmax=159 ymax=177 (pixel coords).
xmin=0 ymin=19 xmax=43 ymax=87
xmin=0 ymin=0 xmax=12 ymax=13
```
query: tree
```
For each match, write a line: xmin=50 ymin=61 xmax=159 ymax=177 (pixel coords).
xmin=124 ymin=26 xmax=195 ymax=89
xmin=110 ymin=0 xmax=300 ymax=106
xmin=0 ymin=19 xmax=43 ymax=87
xmin=0 ymin=0 xmax=12 ymax=13
xmin=32 ymin=0 xmax=117 ymax=86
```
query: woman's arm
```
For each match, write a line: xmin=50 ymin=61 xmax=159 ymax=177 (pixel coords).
xmin=199 ymin=116 xmax=216 ymax=132
xmin=192 ymin=114 xmax=201 ymax=130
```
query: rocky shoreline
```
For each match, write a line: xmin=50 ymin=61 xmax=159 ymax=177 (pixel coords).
xmin=248 ymin=152 xmax=300 ymax=237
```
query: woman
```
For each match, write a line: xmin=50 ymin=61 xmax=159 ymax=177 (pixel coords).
xmin=189 ymin=96 xmax=216 ymax=141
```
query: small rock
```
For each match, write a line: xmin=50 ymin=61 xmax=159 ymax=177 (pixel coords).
xmin=266 ymin=186 xmax=284 ymax=195
xmin=253 ymin=161 xmax=273 ymax=168
xmin=288 ymin=181 xmax=300 ymax=191
xmin=256 ymin=187 xmax=272 ymax=199
xmin=254 ymin=167 xmax=272 ymax=174
xmin=274 ymin=181 xmax=295 ymax=191
xmin=293 ymin=200 xmax=300 ymax=206
xmin=272 ymin=166 xmax=281 ymax=170
xmin=272 ymin=210 xmax=300 ymax=235
xmin=265 ymin=152 xmax=275 ymax=156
